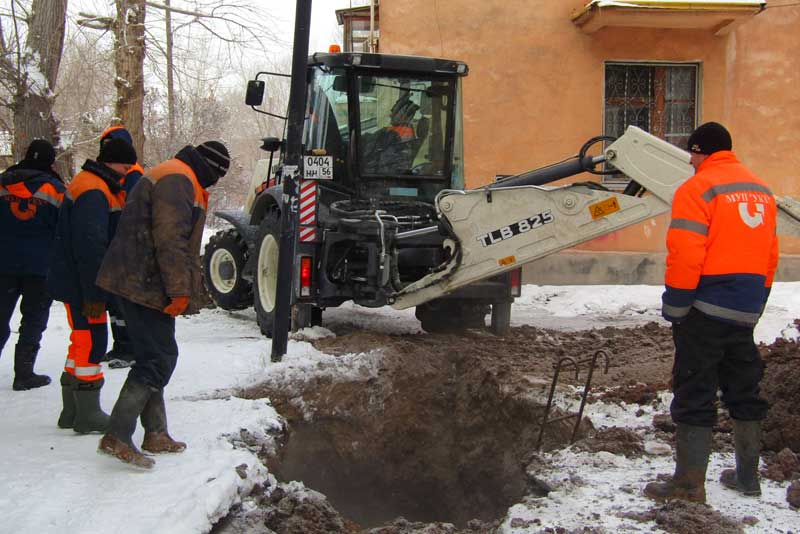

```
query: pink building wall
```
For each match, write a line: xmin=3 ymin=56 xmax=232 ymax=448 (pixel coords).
xmin=378 ymin=1 xmax=800 ymax=253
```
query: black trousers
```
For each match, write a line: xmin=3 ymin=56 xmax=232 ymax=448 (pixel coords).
xmin=670 ymin=308 xmax=769 ymax=427
xmin=107 ymin=296 xmax=133 ymax=353
xmin=0 ymin=275 xmax=52 ymax=354
xmin=120 ymin=298 xmax=178 ymax=389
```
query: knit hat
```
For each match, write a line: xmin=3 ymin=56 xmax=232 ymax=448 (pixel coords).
xmin=98 ymin=137 xmax=137 ymax=164
xmin=687 ymin=122 xmax=732 ymax=155
xmin=196 ymin=141 xmax=230 ymax=179
xmin=100 ymin=125 xmax=134 ymax=148
xmin=23 ymin=139 xmax=56 ymax=169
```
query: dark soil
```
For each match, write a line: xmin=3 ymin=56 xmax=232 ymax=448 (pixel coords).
xmin=620 ymin=501 xmax=745 ymax=534
xmin=759 ymin=327 xmax=800 ymax=453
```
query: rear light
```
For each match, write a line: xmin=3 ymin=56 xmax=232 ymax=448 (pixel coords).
xmin=300 ymin=256 xmax=313 ymax=297
xmin=509 ymin=268 xmax=522 ymax=297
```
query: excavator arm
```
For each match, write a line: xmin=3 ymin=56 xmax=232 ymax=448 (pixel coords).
xmin=390 ymin=126 xmax=797 ymax=310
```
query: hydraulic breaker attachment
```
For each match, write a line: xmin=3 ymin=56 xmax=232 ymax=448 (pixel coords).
xmin=391 ymin=126 xmax=693 ymax=309
xmin=777 ymin=196 xmax=800 ymax=238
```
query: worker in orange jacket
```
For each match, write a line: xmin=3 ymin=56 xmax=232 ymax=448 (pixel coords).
xmin=0 ymin=140 xmax=65 ymax=390
xmin=645 ymin=122 xmax=778 ymax=504
xmin=99 ymin=126 xmax=144 ymax=369
xmin=95 ymin=141 xmax=230 ymax=469
xmin=47 ymin=138 xmax=137 ymax=433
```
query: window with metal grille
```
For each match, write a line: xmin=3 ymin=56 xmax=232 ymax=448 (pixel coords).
xmin=603 ymin=62 xmax=699 ymax=186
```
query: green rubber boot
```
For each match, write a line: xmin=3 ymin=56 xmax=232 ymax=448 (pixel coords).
xmin=73 ymin=377 xmax=110 ymax=434
xmin=57 ymin=372 xmax=77 ymax=429
xmin=720 ymin=419 xmax=762 ymax=496
xmin=644 ymin=423 xmax=712 ymax=504
xmin=141 ymin=388 xmax=186 ymax=453
xmin=98 ymin=378 xmax=157 ymax=469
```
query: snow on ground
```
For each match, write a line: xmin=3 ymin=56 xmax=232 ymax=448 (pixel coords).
xmin=1 ymin=283 xmax=798 ymax=534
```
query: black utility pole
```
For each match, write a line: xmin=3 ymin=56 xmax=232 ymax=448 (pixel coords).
xmin=271 ymin=0 xmax=312 ymax=362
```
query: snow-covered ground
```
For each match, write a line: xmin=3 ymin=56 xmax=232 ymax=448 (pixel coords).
xmin=1 ymin=283 xmax=798 ymax=534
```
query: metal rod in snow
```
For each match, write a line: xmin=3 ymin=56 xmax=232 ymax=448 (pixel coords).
xmin=271 ymin=0 xmax=312 ymax=362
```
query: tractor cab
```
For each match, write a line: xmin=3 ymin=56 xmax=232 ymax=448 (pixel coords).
xmin=300 ymin=53 xmax=468 ymax=204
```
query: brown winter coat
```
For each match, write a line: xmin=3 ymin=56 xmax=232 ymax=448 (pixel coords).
xmin=96 ymin=150 xmax=211 ymax=314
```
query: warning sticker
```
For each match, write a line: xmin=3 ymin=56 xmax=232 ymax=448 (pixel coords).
xmin=589 ymin=197 xmax=620 ymax=220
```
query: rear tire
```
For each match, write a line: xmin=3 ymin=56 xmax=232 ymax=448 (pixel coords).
xmin=253 ymin=211 xmax=281 ymax=337
xmin=490 ymin=301 xmax=512 ymax=336
xmin=203 ymin=229 xmax=252 ymax=310
xmin=416 ymin=299 xmax=489 ymax=333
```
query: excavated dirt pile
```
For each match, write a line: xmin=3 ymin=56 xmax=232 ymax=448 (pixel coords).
xmin=759 ymin=322 xmax=800 ymax=453
xmin=219 ymin=320 xmax=800 ymax=533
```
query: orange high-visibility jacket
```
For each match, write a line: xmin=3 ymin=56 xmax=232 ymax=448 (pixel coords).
xmin=662 ymin=151 xmax=779 ymax=326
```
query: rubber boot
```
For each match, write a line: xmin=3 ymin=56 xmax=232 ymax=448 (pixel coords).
xmin=57 ymin=372 xmax=77 ymax=429
xmin=644 ymin=423 xmax=712 ymax=504
xmin=720 ymin=419 xmax=762 ymax=496
xmin=73 ymin=377 xmax=110 ymax=434
xmin=98 ymin=378 xmax=156 ymax=469
xmin=12 ymin=344 xmax=51 ymax=391
xmin=141 ymin=388 xmax=186 ymax=453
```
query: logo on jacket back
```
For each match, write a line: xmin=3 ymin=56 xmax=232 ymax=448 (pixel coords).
xmin=2 ymin=195 xmax=42 ymax=221
xmin=738 ymin=202 xmax=764 ymax=229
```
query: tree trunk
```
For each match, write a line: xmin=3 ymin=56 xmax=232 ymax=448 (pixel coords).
xmin=114 ymin=0 xmax=147 ymax=157
xmin=165 ymin=0 xmax=176 ymax=144
xmin=11 ymin=0 xmax=68 ymax=175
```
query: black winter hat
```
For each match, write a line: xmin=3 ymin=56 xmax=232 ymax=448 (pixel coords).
xmin=196 ymin=140 xmax=230 ymax=179
xmin=98 ymin=137 xmax=137 ymax=164
xmin=687 ymin=122 xmax=732 ymax=155
xmin=23 ymin=139 xmax=56 ymax=168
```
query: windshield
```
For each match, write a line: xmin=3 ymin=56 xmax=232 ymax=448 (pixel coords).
xmin=357 ymin=74 xmax=453 ymax=178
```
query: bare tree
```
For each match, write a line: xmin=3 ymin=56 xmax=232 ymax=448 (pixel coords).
xmin=54 ymin=28 xmax=117 ymax=169
xmin=77 ymin=0 xmax=285 ymax=164
xmin=113 ymin=0 xmax=146 ymax=155
xmin=0 ymin=0 xmax=68 ymax=169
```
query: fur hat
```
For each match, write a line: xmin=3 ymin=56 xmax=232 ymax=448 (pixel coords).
xmin=687 ymin=122 xmax=732 ymax=155
xmin=23 ymin=139 xmax=56 ymax=169
xmin=98 ymin=138 xmax=137 ymax=164
xmin=196 ymin=141 xmax=230 ymax=179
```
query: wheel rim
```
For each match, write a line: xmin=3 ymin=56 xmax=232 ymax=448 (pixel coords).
xmin=257 ymin=233 xmax=279 ymax=313
xmin=209 ymin=248 xmax=237 ymax=294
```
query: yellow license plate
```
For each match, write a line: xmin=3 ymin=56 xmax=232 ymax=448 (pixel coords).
xmin=589 ymin=197 xmax=620 ymax=220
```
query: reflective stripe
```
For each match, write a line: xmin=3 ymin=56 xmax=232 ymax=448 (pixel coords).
xmin=73 ymin=365 xmax=103 ymax=377
xmin=65 ymin=359 xmax=75 ymax=369
xmin=669 ymin=218 xmax=708 ymax=236
xmin=663 ymin=303 xmax=692 ymax=318
xmin=694 ymin=300 xmax=760 ymax=326
xmin=33 ymin=190 xmax=62 ymax=208
xmin=701 ymin=182 xmax=773 ymax=203
xmin=0 ymin=190 xmax=8 ymax=198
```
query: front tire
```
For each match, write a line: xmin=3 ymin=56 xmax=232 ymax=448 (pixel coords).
xmin=203 ymin=229 xmax=252 ymax=310
xmin=253 ymin=212 xmax=281 ymax=337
